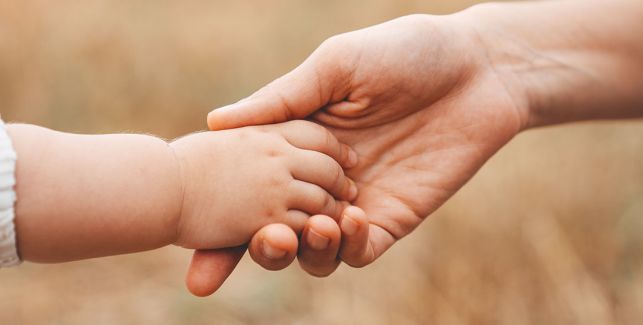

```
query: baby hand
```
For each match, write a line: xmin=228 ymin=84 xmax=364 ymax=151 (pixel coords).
xmin=170 ymin=120 xmax=358 ymax=249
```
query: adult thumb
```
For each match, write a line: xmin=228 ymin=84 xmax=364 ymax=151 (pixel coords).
xmin=185 ymin=247 xmax=246 ymax=297
xmin=207 ymin=42 xmax=350 ymax=131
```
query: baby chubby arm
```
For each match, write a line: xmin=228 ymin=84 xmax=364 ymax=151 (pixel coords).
xmin=7 ymin=120 xmax=357 ymax=264
xmin=8 ymin=124 xmax=183 ymax=263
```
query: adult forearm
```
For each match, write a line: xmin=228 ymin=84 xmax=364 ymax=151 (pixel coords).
xmin=7 ymin=124 xmax=183 ymax=263
xmin=463 ymin=0 xmax=643 ymax=128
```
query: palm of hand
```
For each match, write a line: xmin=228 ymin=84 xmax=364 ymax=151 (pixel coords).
xmin=322 ymin=70 xmax=524 ymax=258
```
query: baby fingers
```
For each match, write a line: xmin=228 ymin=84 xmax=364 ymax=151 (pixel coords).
xmin=289 ymin=149 xmax=358 ymax=202
xmin=287 ymin=180 xmax=343 ymax=220
xmin=276 ymin=120 xmax=358 ymax=169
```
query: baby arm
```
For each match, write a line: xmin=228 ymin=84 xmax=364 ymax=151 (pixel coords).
xmin=8 ymin=124 xmax=184 ymax=263
xmin=8 ymin=120 xmax=356 ymax=263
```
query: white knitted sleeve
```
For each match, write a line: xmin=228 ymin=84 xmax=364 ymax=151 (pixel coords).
xmin=0 ymin=118 xmax=19 ymax=267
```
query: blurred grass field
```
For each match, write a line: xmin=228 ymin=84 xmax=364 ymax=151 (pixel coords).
xmin=1 ymin=0 xmax=643 ymax=324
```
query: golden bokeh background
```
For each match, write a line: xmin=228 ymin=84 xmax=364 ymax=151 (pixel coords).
xmin=1 ymin=0 xmax=643 ymax=324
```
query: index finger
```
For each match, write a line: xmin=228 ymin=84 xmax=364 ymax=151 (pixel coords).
xmin=207 ymin=37 xmax=351 ymax=131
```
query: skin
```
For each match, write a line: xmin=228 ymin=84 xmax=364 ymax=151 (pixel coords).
xmin=8 ymin=120 xmax=357 ymax=262
xmin=171 ymin=121 xmax=358 ymax=249
xmin=186 ymin=0 xmax=643 ymax=296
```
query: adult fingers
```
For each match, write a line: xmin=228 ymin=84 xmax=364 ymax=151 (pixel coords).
xmin=337 ymin=206 xmax=376 ymax=268
xmin=297 ymin=215 xmax=342 ymax=277
xmin=207 ymin=37 xmax=352 ymax=131
xmin=185 ymin=247 xmax=246 ymax=297
xmin=247 ymin=224 xmax=299 ymax=271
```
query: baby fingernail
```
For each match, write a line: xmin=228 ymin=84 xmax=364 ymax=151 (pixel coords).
xmin=307 ymin=229 xmax=330 ymax=250
xmin=341 ymin=215 xmax=359 ymax=236
xmin=262 ymin=241 xmax=287 ymax=259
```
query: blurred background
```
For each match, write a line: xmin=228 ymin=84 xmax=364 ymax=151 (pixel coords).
xmin=1 ymin=0 xmax=642 ymax=324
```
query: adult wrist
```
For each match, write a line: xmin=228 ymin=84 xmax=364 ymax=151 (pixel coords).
xmin=459 ymin=1 xmax=643 ymax=129
xmin=455 ymin=3 xmax=540 ymax=131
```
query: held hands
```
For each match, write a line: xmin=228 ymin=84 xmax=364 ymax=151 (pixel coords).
xmin=170 ymin=120 xmax=358 ymax=249
xmin=188 ymin=12 xmax=531 ymax=292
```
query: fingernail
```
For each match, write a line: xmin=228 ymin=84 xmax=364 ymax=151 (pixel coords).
xmin=341 ymin=215 xmax=359 ymax=235
xmin=262 ymin=241 xmax=287 ymax=259
xmin=348 ymin=149 xmax=358 ymax=167
xmin=307 ymin=229 xmax=330 ymax=250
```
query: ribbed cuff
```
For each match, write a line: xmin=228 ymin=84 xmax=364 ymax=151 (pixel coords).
xmin=0 ymin=119 xmax=20 ymax=267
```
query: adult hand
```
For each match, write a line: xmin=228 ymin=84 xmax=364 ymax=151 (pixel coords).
xmin=185 ymin=11 xmax=528 ymax=296
xmin=186 ymin=0 xmax=643 ymax=296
